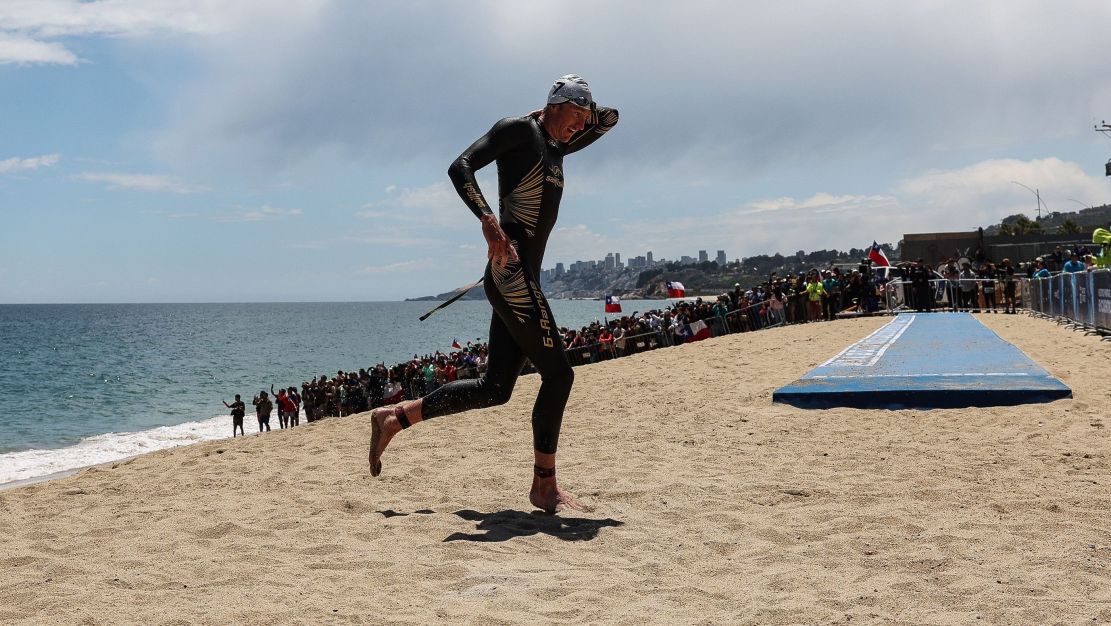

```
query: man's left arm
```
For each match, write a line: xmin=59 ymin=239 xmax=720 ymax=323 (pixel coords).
xmin=563 ymin=105 xmax=619 ymax=155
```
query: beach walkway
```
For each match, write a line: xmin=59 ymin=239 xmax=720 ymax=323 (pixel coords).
xmin=774 ymin=312 xmax=1072 ymax=408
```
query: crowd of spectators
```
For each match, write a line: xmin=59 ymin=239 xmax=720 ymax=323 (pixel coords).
xmin=889 ymin=244 xmax=1105 ymax=314
xmin=221 ymin=245 xmax=1107 ymax=434
xmin=222 ymin=343 xmax=492 ymax=435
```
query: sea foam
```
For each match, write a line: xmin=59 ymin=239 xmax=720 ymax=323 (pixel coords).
xmin=0 ymin=415 xmax=239 ymax=485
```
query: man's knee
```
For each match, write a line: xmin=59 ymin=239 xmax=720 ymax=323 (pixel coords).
xmin=480 ymin=379 xmax=514 ymax=407
xmin=542 ymin=364 xmax=574 ymax=393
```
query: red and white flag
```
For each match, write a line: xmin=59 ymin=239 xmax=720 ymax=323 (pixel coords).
xmin=666 ymin=281 xmax=686 ymax=298
xmin=868 ymin=241 xmax=890 ymax=267
xmin=604 ymin=295 xmax=622 ymax=313
xmin=683 ymin=319 xmax=711 ymax=342
xmin=451 ymin=338 xmax=462 ymax=349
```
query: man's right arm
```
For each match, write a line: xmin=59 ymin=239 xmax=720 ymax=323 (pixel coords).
xmin=448 ymin=118 xmax=528 ymax=267
xmin=447 ymin=117 xmax=527 ymax=219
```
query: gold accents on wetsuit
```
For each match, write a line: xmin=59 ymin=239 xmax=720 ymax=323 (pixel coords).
xmin=503 ymin=161 xmax=544 ymax=237
xmin=462 ymin=182 xmax=488 ymax=212
xmin=564 ymin=107 xmax=619 ymax=154
xmin=489 ymin=255 xmax=533 ymax=325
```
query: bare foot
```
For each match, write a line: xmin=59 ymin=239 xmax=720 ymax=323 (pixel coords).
xmin=368 ymin=406 xmax=403 ymax=477
xmin=530 ymin=480 xmax=589 ymax=514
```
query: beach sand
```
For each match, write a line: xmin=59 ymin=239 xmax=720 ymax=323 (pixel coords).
xmin=1 ymin=314 xmax=1108 ymax=625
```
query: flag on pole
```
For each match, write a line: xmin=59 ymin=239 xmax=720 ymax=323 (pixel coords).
xmin=666 ymin=281 xmax=686 ymax=298
xmin=604 ymin=295 xmax=622 ymax=313
xmin=451 ymin=338 xmax=462 ymax=349
xmin=868 ymin=241 xmax=891 ymax=267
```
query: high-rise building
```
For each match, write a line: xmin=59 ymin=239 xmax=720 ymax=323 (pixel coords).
xmin=646 ymin=251 xmax=654 ymax=265
xmin=604 ymin=253 xmax=615 ymax=270
xmin=680 ymin=255 xmax=695 ymax=265
xmin=716 ymin=250 xmax=727 ymax=266
xmin=698 ymin=250 xmax=708 ymax=263
xmin=555 ymin=262 xmax=565 ymax=276
xmin=615 ymin=253 xmax=621 ymax=266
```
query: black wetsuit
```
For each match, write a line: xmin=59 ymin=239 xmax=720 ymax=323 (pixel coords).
xmin=419 ymin=105 xmax=618 ymax=453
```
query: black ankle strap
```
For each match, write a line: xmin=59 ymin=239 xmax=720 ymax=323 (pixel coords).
xmin=534 ymin=465 xmax=555 ymax=478
xmin=395 ymin=405 xmax=411 ymax=429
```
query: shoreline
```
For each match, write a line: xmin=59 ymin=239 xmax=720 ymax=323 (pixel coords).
xmin=0 ymin=415 xmax=249 ymax=488
xmin=0 ymin=468 xmax=82 ymax=491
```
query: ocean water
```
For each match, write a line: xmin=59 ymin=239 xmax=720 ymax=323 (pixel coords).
xmin=0 ymin=300 xmax=665 ymax=484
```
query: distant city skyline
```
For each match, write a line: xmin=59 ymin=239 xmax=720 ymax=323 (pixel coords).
xmin=539 ymin=248 xmax=736 ymax=284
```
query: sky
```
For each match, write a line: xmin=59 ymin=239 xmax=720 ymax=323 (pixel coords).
xmin=2 ymin=0 xmax=1111 ymax=303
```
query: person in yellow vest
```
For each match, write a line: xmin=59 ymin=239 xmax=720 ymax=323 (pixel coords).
xmin=805 ymin=273 xmax=825 ymax=322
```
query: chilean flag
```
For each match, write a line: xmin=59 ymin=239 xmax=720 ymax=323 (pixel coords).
xmin=666 ymin=281 xmax=686 ymax=298
xmin=604 ymin=295 xmax=622 ymax=313
xmin=451 ymin=338 xmax=462 ymax=349
xmin=868 ymin=241 xmax=891 ymax=267
xmin=682 ymin=319 xmax=711 ymax=342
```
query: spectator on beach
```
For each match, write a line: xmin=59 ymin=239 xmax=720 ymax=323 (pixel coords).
xmin=821 ymin=270 xmax=841 ymax=321
xmin=597 ymin=326 xmax=615 ymax=360
xmin=1032 ymin=259 xmax=1051 ymax=279
xmin=1062 ymin=251 xmax=1085 ymax=273
xmin=253 ymin=391 xmax=273 ymax=432
xmin=908 ymin=259 xmax=934 ymax=312
xmin=805 ymin=273 xmax=824 ymax=321
xmin=1000 ymin=258 xmax=1017 ymax=314
xmin=287 ymin=386 xmax=301 ymax=427
xmin=271 ymin=385 xmax=292 ymax=429
xmin=223 ymin=394 xmax=246 ymax=437
xmin=980 ymin=263 xmax=997 ymax=313
xmin=1050 ymin=246 xmax=1064 ymax=272
xmin=768 ymin=290 xmax=785 ymax=324
xmin=944 ymin=260 xmax=960 ymax=311
xmin=958 ymin=262 xmax=978 ymax=311
xmin=301 ymin=382 xmax=317 ymax=422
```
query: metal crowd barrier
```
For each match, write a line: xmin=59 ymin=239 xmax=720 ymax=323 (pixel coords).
xmin=1024 ymin=270 xmax=1111 ymax=336
xmin=883 ymin=278 xmax=1024 ymax=312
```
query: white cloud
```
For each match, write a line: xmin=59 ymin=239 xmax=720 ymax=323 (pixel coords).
xmin=0 ymin=33 xmax=77 ymax=65
xmin=356 ymin=179 xmax=492 ymax=228
xmin=897 ymin=157 xmax=1108 ymax=210
xmin=0 ymin=153 xmax=60 ymax=173
xmin=211 ymin=205 xmax=302 ymax=223
xmin=77 ymin=171 xmax=208 ymax=193
xmin=544 ymin=224 xmax=613 ymax=265
xmin=738 ymin=193 xmax=898 ymax=217
xmin=0 ymin=1 xmax=325 ymax=65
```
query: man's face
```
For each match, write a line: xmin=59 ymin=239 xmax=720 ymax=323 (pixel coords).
xmin=546 ymin=103 xmax=590 ymax=143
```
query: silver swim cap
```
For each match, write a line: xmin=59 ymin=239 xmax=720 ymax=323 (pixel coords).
xmin=547 ymin=74 xmax=593 ymax=108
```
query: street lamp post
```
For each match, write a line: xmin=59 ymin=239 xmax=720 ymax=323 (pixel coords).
xmin=1010 ymin=180 xmax=1049 ymax=219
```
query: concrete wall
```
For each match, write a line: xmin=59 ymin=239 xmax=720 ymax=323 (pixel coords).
xmin=903 ymin=230 xmax=1095 ymax=269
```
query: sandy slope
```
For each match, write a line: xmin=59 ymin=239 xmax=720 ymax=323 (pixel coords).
xmin=0 ymin=314 xmax=1108 ymax=625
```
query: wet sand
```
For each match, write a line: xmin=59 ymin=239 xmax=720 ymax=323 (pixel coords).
xmin=0 ymin=313 xmax=1108 ymax=624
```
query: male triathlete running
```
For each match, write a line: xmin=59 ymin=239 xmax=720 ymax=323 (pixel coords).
xmin=369 ymin=75 xmax=618 ymax=513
